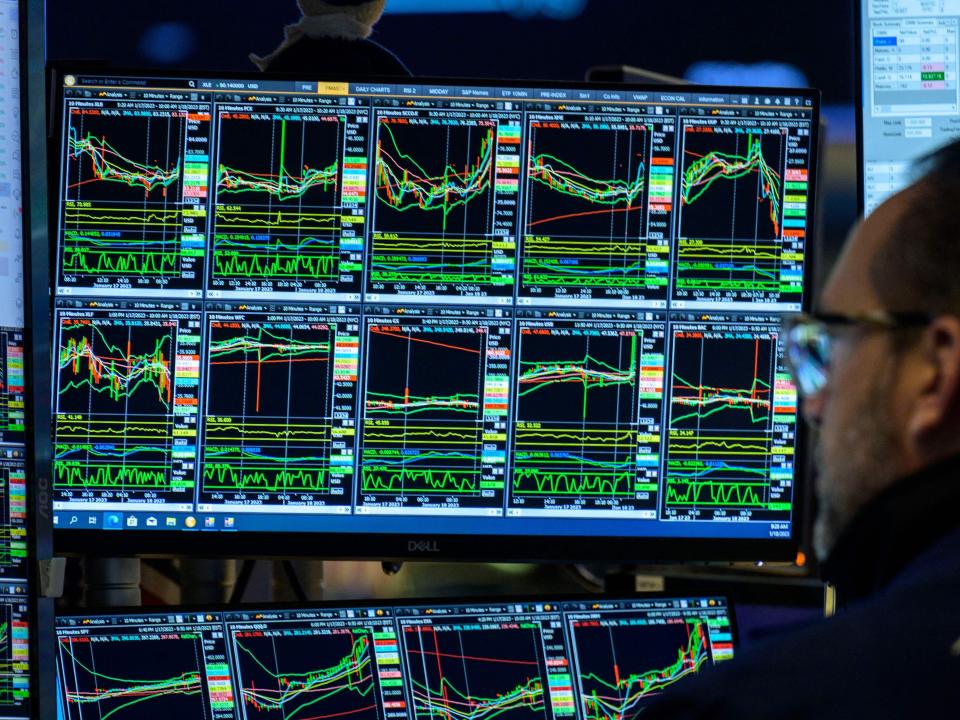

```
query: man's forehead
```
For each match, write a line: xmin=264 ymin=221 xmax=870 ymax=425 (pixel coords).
xmin=819 ymin=187 xmax=917 ymax=313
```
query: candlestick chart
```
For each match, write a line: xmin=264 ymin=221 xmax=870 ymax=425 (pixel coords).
xmin=201 ymin=309 xmax=356 ymax=507
xmin=663 ymin=324 xmax=792 ymax=521
xmin=521 ymin=121 xmax=664 ymax=302
xmin=52 ymin=310 xmax=200 ymax=504
xmin=509 ymin=318 xmax=664 ymax=515
xmin=211 ymin=111 xmax=357 ymax=295
xmin=570 ymin=619 xmax=710 ymax=720
xmin=401 ymin=623 xmax=551 ymax=720
xmin=369 ymin=115 xmax=516 ymax=296
xmin=674 ymin=126 xmax=788 ymax=300
xmin=359 ymin=314 xmax=507 ymax=512
xmin=57 ymin=103 xmax=208 ymax=293
xmin=57 ymin=633 xmax=209 ymax=720
xmin=231 ymin=628 xmax=381 ymax=720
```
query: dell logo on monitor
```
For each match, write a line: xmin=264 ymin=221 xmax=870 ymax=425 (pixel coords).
xmin=408 ymin=540 xmax=440 ymax=553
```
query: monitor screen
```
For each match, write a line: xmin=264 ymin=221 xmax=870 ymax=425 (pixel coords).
xmin=55 ymin=595 xmax=733 ymax=720
xmin=48 ymin=70 xmax=819 ymax=560
xmin=859 ymin=0 xmax=960 ymax=213
xmin=0 ymin=0 xmax=31 ymax=716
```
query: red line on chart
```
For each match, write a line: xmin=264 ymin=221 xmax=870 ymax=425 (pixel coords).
xmin=371 ymin=327 xmax=482 ymax=355
xmin=526 ymin=203 xmax=643 ymax=229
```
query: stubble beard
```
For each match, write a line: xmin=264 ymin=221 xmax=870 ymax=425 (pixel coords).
xmin=812 ymin=379 xmax=901 ymax=562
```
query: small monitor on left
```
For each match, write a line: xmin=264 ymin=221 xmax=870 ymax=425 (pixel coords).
xmin=0 ymin=0 xmax=31 ymax=717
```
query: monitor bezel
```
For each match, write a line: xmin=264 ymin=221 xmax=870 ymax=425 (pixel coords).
xmin=45 ymin=64 xmax=820 ymax=563
xmin=21 ymin=1 xmax=54 ymax=717
xmin=855 ymin=0 xmax=866 ymax=216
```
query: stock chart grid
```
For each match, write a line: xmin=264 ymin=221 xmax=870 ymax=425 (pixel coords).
xmin=51 ymin=74 xmax=817 ymax=542
xmin=56 ymin=597 xmax=733 ymax=720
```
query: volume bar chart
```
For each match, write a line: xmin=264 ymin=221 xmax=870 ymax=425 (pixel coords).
xmin=520 ymin=110 xmax=674 ymax=306
xmin=673 ymin=116 xmax=811 ymax=310
xmin=357 ymin=306 xmax=511 ymax=515
xmin=56 ymin=96 xmax=209 ymax=296
xmin=199 ymin=304 xmax=360 ymax=511
xmin=52 ymin=301 xmax=202 ymax=509
xmin=661 ymin=317 xmax=796 ymax=524
xmin=367 ymin=108 xmax=520 ymax=301
xmin=209 ymin=100 xmax=368 ymax=300
xmin=508 ymin=311 xmax=665 ymax=517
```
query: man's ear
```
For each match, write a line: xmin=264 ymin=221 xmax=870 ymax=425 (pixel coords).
xmin=906 ymin=316 xmax=960 ymax=450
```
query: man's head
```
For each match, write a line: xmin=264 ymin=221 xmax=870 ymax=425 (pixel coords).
xmin=803 ymin=140 xmax=960 ymax=560
xmin=298 ymin=0 xmax=387 ymax=26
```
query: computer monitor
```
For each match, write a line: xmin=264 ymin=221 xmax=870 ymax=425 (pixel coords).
xmin=0 ymin=1 xmax=36 ymax=717
xmin=858 ymin=0 xmax=960 ymax=213
xmin=47 ymin=69 xmax=820 ymax=561
xmin=55 ymin=594 xmax=734 ymax=720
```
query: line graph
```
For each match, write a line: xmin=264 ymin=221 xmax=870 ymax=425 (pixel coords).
xmin=377 ymin=122 xmax=493 ymax=234
xmin=570 ymin=619 xmax=710 ymax=720
xmin=52 ymin=307 xmax=201 ymax=506
xmin=231 ymin=629 xmax=381 ymax=720
xmin=358 ymin=310 xmax=509 ymax=513
xmin=521 ymin=118 xmax=669 ymax=303
xmin=508 ymin=315 xmax=664 ymax=515
xmin=57 ymin=100 xmax=209 ymax=294
xmin=662 ymin=322 xmax=795 ymax=522
xmin=67 ymin=127 xmax=181 ymax=192
xmin=673 ymin=120 xmax=810 ymax=307
xmin=681 ymin=132 xmax=783 ymax=238
xmin=368 ymin=112 xmax=519 ymax=298
xmin=57 ymin=634 xmax=208 ymax=720
xmin=210 ymin=108 xmax=365 ymax=297
xmin=200 ymin=307 xmax=358 ymax=508
xmin=401 ymin=623 xmax=551 ymax=720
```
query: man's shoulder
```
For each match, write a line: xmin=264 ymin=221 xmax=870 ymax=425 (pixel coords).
xmin=643 ymin=573 xmax=960 ymax=719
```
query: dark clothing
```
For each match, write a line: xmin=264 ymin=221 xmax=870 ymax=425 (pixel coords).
xmin=263 ymin=36 xmax=410 ymax=76
xmin=644 ymin=456 xmax=960 ymax=719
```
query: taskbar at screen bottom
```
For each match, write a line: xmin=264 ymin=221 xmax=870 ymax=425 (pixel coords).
xmin=52 ymin=506 xmax=794 ymax=545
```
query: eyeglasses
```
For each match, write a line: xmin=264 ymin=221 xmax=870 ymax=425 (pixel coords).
xmin=781 ymin=311 xmax=932 ymax=397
